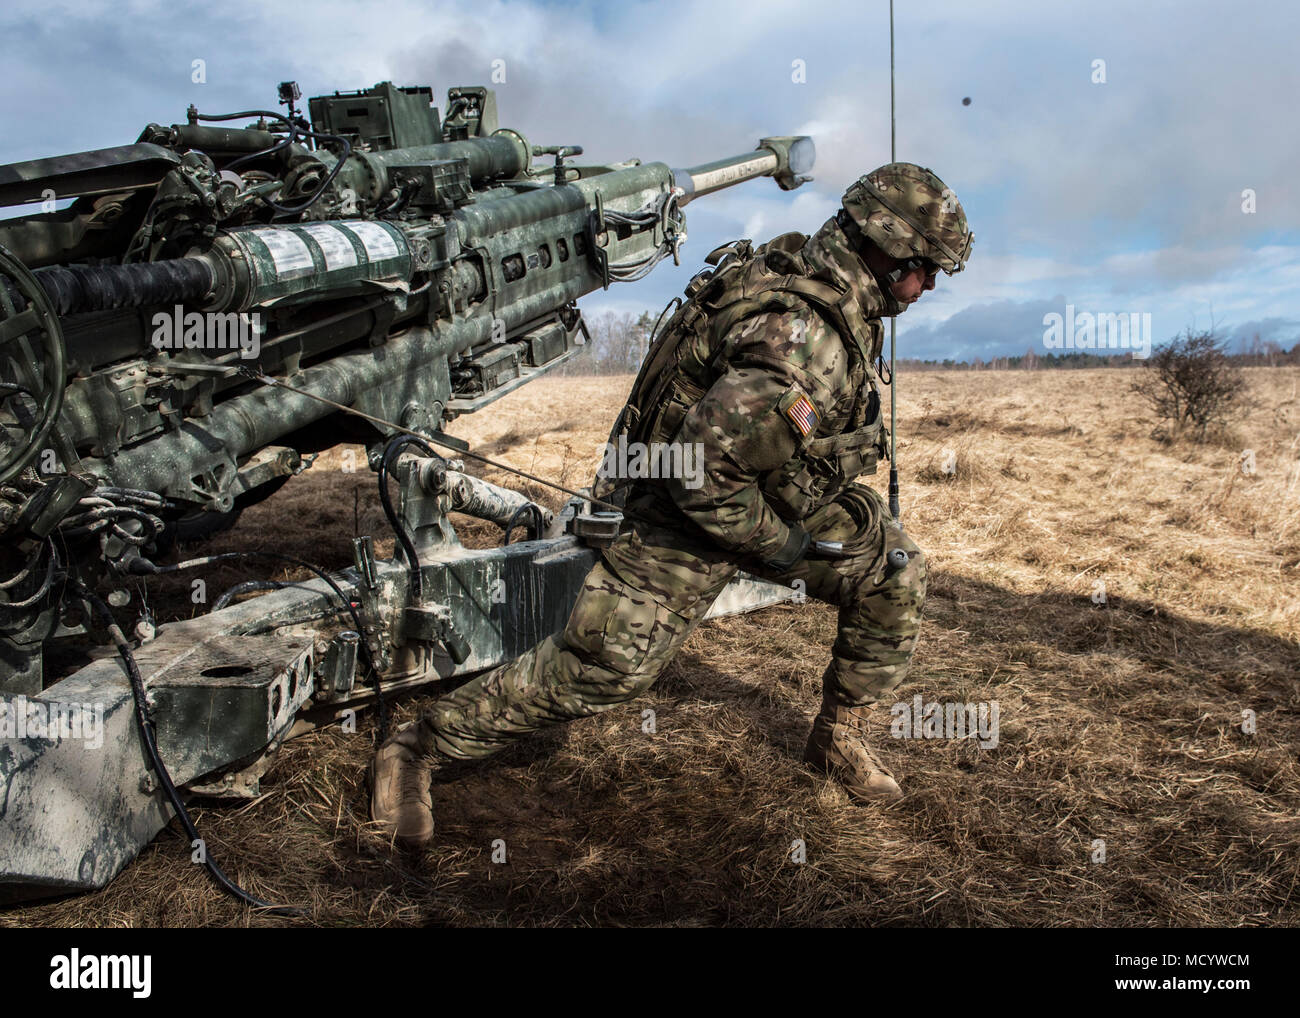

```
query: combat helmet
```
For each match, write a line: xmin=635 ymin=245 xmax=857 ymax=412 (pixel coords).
xmin=841 ymin=162 xmax=973 ymax=274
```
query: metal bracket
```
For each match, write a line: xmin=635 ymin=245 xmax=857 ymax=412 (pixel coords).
xmin=589 ymin=191 xmax=610 ymax=290
xmin=572 ymin=509 xmax=623 ymax=547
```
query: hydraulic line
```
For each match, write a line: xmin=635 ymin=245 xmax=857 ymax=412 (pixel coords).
xmin=190 ymin=108 xmax=352 ymax=216
xmin=128 ymin=548 xmax=388 ymax=737
xmin=76 ymin=582 xmax=306 ymax=918
xmin=378 ymin=434 xmax=439 ymax=601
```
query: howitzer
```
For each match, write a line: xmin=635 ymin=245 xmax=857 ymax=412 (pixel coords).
xmin=0 ymin=81 xmax=814 ymax=902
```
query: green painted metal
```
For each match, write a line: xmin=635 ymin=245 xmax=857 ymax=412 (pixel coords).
xmin=0 ymin=78 xmax=814 ymax=901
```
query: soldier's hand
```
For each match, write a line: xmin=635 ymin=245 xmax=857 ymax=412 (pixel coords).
xmin=761 ymin=526 xmax=811 ymax=572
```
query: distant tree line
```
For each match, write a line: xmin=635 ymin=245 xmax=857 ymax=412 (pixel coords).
xmin=556 ymin=310 xmax=657 ymax=376
xmin=897 ymin=350 xmax=1143 ymax=371
xmin=900 ymin=335 xmax=1298 ymax=371
xmin=560 ymin=313 xmax=1299 ymax=374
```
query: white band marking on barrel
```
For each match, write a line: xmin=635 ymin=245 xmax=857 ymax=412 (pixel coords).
xmin=251 ymin=228 xmax=314 ymax=279
xmin=348 ymin=222 xmax=401 ymax=262
xmin=298 ymin=224 xmax=359 ymax=272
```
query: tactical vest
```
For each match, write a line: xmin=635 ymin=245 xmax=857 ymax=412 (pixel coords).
xmin=596 ymin=231 xmax=889 ymax=523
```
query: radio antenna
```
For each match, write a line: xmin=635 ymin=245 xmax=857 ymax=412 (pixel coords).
xmin=887 ymin=0 xmax=901 ymax=520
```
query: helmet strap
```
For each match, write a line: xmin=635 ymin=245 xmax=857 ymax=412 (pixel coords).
xmin=839 ymin=209 xmax=887 ymax=275
xmin=834 ymin=210 xmax=905 ymax=316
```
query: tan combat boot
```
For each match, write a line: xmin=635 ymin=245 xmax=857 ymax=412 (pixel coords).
xmin=804 ymin=693 xmax=903 ymax=803
xmin=369 ymin=723 xmax=434 ymax=849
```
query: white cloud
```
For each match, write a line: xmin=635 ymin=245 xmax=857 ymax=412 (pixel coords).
xmin=1 ymin=0 xmax=1296 ymax=358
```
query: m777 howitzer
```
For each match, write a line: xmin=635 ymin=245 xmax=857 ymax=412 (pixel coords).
xmin=0 ymin=81 xmax=815 ymax=901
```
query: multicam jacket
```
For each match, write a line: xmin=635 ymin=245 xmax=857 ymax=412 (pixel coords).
xmin=612 ymin=215 xmax=900 ymax=564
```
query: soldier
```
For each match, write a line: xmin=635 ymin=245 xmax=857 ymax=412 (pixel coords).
xmin=369 ymin=162 xmax=973 ymax=848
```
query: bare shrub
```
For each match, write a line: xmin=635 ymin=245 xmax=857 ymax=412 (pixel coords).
xmin=1131 ymin=329 xmax=1248 ymax=441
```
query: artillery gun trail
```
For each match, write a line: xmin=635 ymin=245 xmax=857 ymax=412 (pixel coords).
xmin=0 ymin=81 xmax=815 ymax=902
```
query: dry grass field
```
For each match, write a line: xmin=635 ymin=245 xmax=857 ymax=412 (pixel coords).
xmin=6 ymin=366 xmax=1298 ymax=927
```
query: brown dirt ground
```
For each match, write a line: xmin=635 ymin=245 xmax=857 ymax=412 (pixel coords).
xmin=5 ymin=367 xmax=1298 ymax=927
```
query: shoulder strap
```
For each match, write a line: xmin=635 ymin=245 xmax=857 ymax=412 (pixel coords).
xmin=770 ymin=278 xmax=873 ymax=366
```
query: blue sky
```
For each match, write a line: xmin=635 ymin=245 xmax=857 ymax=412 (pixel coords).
xmin=1 ymin=0 xmax=1296 ymax=360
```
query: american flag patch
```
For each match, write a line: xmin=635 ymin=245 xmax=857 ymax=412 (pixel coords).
xmin=783 ymin=392 xmax=820 ymax=437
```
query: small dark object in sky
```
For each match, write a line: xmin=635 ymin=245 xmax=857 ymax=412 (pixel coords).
xmin=962 ymin=96 xmax=972 ymax=106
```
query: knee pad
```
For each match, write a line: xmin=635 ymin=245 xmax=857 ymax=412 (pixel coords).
xmin=880 ymin=524 xmax=926 ymax=598
xmin=842 ymin=522 xmax=926 ymax=634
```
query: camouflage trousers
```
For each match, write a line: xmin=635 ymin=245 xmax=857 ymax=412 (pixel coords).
xmin=412 ymin=484 xmax=926 ymax=762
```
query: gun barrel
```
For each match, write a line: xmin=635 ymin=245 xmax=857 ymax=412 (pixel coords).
xmin=673 ymin=135 xmax=815 ymax=202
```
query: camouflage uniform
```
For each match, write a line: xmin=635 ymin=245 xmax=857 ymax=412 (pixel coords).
xmin=420 ymin=486 xmax=925 ymax=760
xmin=380 ymin=163 xmax=972 ymax=822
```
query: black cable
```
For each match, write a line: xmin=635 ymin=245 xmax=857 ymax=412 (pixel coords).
xmin=59 ymin=505 xmax=165 ymax=538
xmin=95 ymin=486 xmax=179 ymax=509
xmin=0 ymin=538 xmax=56 ymax=619
xmin=378 ymin=435 xmax=439 ymax=601
xmin=75 ymin=582 xmax=306 ymax=918
xmin=0 ymin=536 xmax=51 ymax=591
xmin=502 ymin=503 xmax=544 ymax=546
xmin=105 ymin=524 xmax=152 ymax=546
xmin=601 ymin=190 xmax=685 ymax=282
xmin=129 ymin=549 xmax=388 ymax=739
xmin=191 ymin=109 xmax=351 ymax=216
xmin=649 ymin=296 xmax=682 ymax=346
xmin=222 ymin=134 xmax=296 ymax=174
xmin=377 ymin=178 xmax=420 ymax=217
xmin=213 ymin=584 xmax=374 ymax=631
xmin=213 ymin=578 xmax=293 ymax=611
xmin=0 ymin=382 xmax=35 ymax=401
xmin=876 ymin=354 xmax=892 ymax=385
xmin=0 ymin=246 xmax=67 ymax=485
